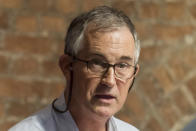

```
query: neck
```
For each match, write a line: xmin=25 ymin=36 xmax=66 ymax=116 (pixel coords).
xmin=70 ymin=107 xmax=109 ymax=131
xmin=64 ymin=91 xmax=110 ymax=131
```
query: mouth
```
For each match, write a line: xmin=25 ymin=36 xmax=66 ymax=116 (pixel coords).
xmin=94 ymin=94 xmax=116 ymax=104
xmin=95 ymin=94 xmax=115 ymax=99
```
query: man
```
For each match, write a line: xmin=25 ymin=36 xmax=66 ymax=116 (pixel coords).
xmin=9 ymin=6 xmax=140 ymax=131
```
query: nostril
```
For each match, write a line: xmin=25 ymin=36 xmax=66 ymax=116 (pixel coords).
xmin=99 ymin=84 xmax=111 ymax=89
xmin=100 ymin=78 xmax=116 ymax=89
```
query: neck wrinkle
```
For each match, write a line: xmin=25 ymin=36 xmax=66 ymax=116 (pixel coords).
xmin=69 ymin=104 xmax=110 ymax=131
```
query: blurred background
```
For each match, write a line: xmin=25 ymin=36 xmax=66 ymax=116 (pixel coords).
xmin=0 ymin=0 xmax=196 ymax=130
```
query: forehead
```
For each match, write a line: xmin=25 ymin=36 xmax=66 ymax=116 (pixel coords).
xmin=79 ymin=27 xmax=135 ymax=61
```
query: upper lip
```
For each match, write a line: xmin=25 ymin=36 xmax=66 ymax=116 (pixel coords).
xmin=94 ymin=94 xmax=116 ymax=99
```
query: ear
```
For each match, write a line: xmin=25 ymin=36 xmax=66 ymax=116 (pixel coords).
xmin=134 ymin=64 xmax=140 ymax=77
xmin=59 ymin=54 xmax=73 ymax=102
xmin=128 ymin=64 xmax=139 ymax=92
xmin=59 ymin=54 xmax=73 ymax=77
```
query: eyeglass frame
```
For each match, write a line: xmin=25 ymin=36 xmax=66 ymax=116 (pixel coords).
xmin=71 ymin=56 xmax=137 ymax=81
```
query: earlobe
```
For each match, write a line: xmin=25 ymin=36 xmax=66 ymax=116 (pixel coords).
xmin=128 ymin=64 xmax=139 ymax=92
xmin=134 ymin=64 xmax=140 ymax=76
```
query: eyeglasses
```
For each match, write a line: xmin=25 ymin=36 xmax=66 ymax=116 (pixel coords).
xmin=73 ymin=56 xmax=136 ymax=81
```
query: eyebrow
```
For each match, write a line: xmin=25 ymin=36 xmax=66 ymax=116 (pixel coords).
xmin=87 ymin=53 xmax=133 ymax=62
xmin=119 ymin=56 xmax=133 ymax=61
xmin=88 ymin=53 xmax=106 ymax=60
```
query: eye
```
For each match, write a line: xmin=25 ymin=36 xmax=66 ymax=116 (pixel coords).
xmin=90 ymin=59 xmax=107 ymax=68
xmin=116 ymin=63 xmax=130 ymax=68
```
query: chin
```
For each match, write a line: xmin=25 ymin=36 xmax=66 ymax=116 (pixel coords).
xmin=92 ymin=106 xmax=117 ymax=118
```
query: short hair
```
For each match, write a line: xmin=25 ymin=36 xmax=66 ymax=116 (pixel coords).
xmin=65 ymin=6 xmax=140 ymax=64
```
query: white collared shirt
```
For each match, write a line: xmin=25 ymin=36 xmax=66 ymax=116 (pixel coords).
xmin=9 ymin=94 xmax=139 ymax=131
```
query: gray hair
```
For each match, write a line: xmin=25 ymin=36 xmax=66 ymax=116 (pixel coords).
xmin=65 ymin=6 xmax=140 ymax=64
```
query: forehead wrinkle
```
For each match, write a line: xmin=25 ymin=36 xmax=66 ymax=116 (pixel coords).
xmin=88 ymin=32 xmax=124 ymax=51
xmin=80 ymin=27 xmax=135 ymax=62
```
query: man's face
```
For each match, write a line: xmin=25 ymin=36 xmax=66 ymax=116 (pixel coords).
xmin=69 ymin=26 xmax=137 ymax=118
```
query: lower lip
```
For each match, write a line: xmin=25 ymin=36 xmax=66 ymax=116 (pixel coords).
xmin=94 ymin=95 xmax=115 ymax=103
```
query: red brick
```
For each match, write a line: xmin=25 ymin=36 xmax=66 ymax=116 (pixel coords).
xmin=186 ymin=76 xmax=196 ymax=102
xmin=168 ymin=47 xmax=196 ymax=81
xmin=0 ymin=78 xmax=53 ymax=99
xmin=30 ymin=80 xmax=64 ymax=100
xmin=42 ymin=58 xmax=62 ymax=77
xmin=157 ymin=98 xmax=179 ymax=127
xmin=168 ymin=59 xmax=187 ymax=81
xmin=47 ymin=82 xmax=65 ymax=99
xmin=15 ymin=16 xmax=38 ymax=32
xmin=41 ymin=16 xmax=66 ymax=32
xmin=164 ymin=2 xmax=186 ymax=20
xmin=30 ymin=81 xmax=52 ymax=98
xmin=153 ymin=25 xmax=194 ymax=41
xmin=145 ymin=117 xmax=164 ymax=131
xmin=140 ymin=45 xmax=162 ymax=63
xmin=0 ymin=11 xmax=8 ymax=29
xmin=55 ymin=0 xmax=78 ymax=14
xmin=112 ymin=1 xmax=137 ymax=17
xmin=26 ymin=0 xmax=52 ymax=12
xmin=4 ymin=35 xmax=54 ymax=55
xmin=29 ymin=81 xmax=64 ymax=101
xmin=0 ymin=78 xmax=31 ymax=98
xmin=135 ymin=22 xmax=151 ymax=40
xmin=168 ymin=47 xmax=196 ymax=73
xmin=115 ymin=112 xmax=136 ymax=127
xmin=11 ymin=57 xmax=40 ymax=75
xmin=190 ymin=4 xmax=196 ymax=19
xmin=0 ymin=55 xmax=9 ymax=73
xmin=0 ymin=100 xmax=5 ymax=117
xmin=172 ymin=89 xmax=195 ymax=115
xmin=0 ymin=121 xmax=17 ymax=131
xmin=182 ymin=47 xmax=196 ymax=70
xmin=139 ymin=76 xmax=163 ymax=103
xmin=56 ymin=39 xmax=65 ymax=56
xmin=0 ymin=0 xmax=23 ymax=9
xmin=153 ymin=66 xmax=174 ymax=93
xmin=126 ymin=93 xmax=146 ymax=120
xmin=140 ymin=2 xmax=160 ymax=19
xmin=81 ymin=0 xmax=107 ymax=11
xmin=7 ymin=100 xmax=37 ymax=117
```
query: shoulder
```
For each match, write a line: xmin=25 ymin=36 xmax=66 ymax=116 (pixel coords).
xmin=112 ymin=117 xmax=139 ymax=131
xmin=9 ymin=106 xmax=53 ymax=131
xmin=9 ymin=116 xmax=42 ymax=131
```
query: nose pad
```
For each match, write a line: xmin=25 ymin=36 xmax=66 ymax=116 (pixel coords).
xmin=101 ymin=67 xmax=116 ymax=87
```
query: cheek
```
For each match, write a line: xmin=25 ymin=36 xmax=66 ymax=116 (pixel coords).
xmin=73 ymin=68 xmax=100 ymax=98
xmin=84 ymin=77 xmax=101 ymax=96
xmin=73 ymin=66 xmax=88 ymax=87
xmin=117 ymin=79 xmax=132 ymax=102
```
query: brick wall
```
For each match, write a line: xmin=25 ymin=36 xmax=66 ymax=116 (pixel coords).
xmin=0 ymin=0 xmax=196 ymax=131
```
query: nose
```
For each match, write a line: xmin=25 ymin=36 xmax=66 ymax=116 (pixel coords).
xmin=101 ymin=67 xmax=116 ymax=87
